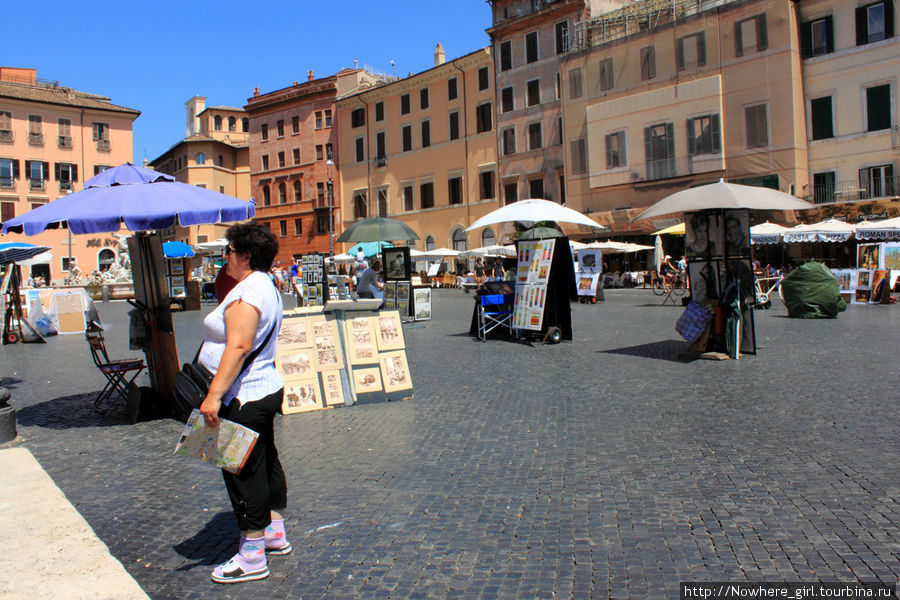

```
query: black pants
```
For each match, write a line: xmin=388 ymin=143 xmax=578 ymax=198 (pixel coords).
xmin=219 ymin=389 xmax=287 ymax=531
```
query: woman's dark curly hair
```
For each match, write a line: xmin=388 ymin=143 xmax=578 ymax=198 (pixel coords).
xmin=226 ymin=223 xmax=279 ymax=272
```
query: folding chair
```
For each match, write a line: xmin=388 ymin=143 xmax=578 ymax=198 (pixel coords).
xmin=475 ymin=293 xmax=514 ymax=342
xmin=84 ymin=323 xmax=146 ymax=414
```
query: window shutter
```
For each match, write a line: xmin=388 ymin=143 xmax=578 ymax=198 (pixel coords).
xmin=757 ymin=15 xmax=768 ymax=51
xmin=24 ymin=161 xmax=30 ymax=177
xmin=605 ymin=134 xmax=613 ymax=168
xmin=711 ymin=114 xmax=721 ymax=153
xmin=686 ymin=119 xmax=696 ymax=156
xmin=43 ymin=162 xmax=50 ymax=177
xmin=13 ymin=160 xmax=19 ymax=179
xmin=665 ymin=123 xmax=675 ymax=163
xmin=676 ymin=39 xmax=685 ymax=70
xmin=734 ymin=22 xmax=744 ymax=57
xmin=825 ymin=16 xmax=835 ymax=53
xmin=648 ymin=47 xmax=655 ymax=78
xmin=697 ymin=33 xmax=707 ymax=66
xmin=644 ymin=127 xmax=652 ymax=163
xmin=886 ymin=0 xmax=895 ymax=38
xmin=859 ymin=168 xmax=868 ymax=191
xmin=72 ymin=165 xmax=77 ymax=182
xmin=55 ymin=163 xmax=61 ymax=181
xmin=856 ymin=6 xmax=867 ymax=45
xmin=799 ymin=21 xmax=812 ymax=58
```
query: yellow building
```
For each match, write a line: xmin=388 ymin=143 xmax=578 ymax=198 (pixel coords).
xmin=335 ymin=47 xmax=500 ymax=254
xmin=0 ymin=67 xmax=139 ymax=281
xmin=148 ymin=96 xmax=251 ymax=245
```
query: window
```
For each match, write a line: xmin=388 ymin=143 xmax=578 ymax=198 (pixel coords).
xmin=529 ymin=179 xmax=544 ymax=200
xmin=294 ymin=218 xmax=302 ymax=235
xmin=735 ymin=14 xmax=768 ymax=56
xmin=402 ymin=125 xmax=413 ymax=151
xmin=452 ymin=227 xmax=467 ymax=251
xmin=403 ymin=185 xmax=414 ymax=211
xmin=0 ymin=158 xmax=17 ymax=188
xmin=448 ymin=176 xmax=462 ymax=205
xmin=354 ymin=191 xmax=367 ymax=219
xmin=401 ymin=94 xmax=411 ymax=115
xmin=745 ymin=104 xmax=768 ymax=148
xmin=860 ymin=164 xmax=895 ymax=197
xmin=801 ymin=16 xmax=834 ymax=58
xmin=317 ymin=182 xmax=325 ymax=204
xmin=570 ymin=138 xmax=586 ymax=174
xmin=641 ymin=46 xmax=656 ymax=80
xmin=676 ymin=32 xmax=707 ymax=70
xmin=599 ymin=58 xmax=614 ymax=91
xmin=687 ymin=114 xmax=722 ymax=155
xmin=377 ymin=188 xmax=388 ymax=216
xmin=218 ymin=155 xmax=224 ymax=166
xmin=279 ymin=220 xmax=287 ymax=237
xmin=476 ymin=103 xmax=492 ymax=133
xmin=53 ymin=162 xmax=77 ymax=190
xmin=813 ymin=172 xmax=836 ymax=204
xmin=229 ymin=116 xmax=237 ymax=131
xmin=315 ymin=111 xmax=323 ymax=129
xmin=480 ymin=171 xmax=495 ymax=200
xmin=866 ymin=84 xmax=891 ymax=131
xmin=556 ymin=21 xmax=569 ymax=54
xmin=420 ymin=88 xmax=429 ymax=110
xmin=0 ymin=111 xmax=12 ymax=142
xmin=421 ymin=121 xmax=431 ymax=148
xmin=98 ymin=249 xmax=116 ymax=272
xmin=500 ymin=40 xmax=512 ymax=71
xmin=501 ymin=87 xmax=515 ymax=113
xmin=482 ymin=229 xmax=495 ymax=247
xmin=28 ymin=115 xmax=43 ymax=145
xmin=478 ymin=67 xmax=490 ymax=90
xmin=261 ymin=154 xmax=269 ymax=170
xmin=569 ymin=69 xmax=583 ymax=99
xmin=644 ymin=123 xmax=676 ymax=179
xmin=351 ymin=108 xmax=365 ymax=128
xmin=559 ymin=174 xmax=566 ymax=204
xmin=810 ymin=97 xmax=834 ymax=140
xmin=420 ymin=181 xmax=434 ymax=209
xmin=502 ymin=127 xmax=516 ymax=156
xmin=425 ymin=235 xmax=435 ymax=251
xmin=355 ymin=137 xmax=365 ymax=163
xmin=277 ymin=151 xmax=285 ymax=168
xmin=27 ymin=160 xmax=47 ymax=190
xmin=293 ymin=148 xmax=300 ymax=165
xmin=294 ymin=180 xmax=302 ymax=202
xmin=527 ymin=79 xmax=541 ymax=106
xmin=856 ymin=1 xmax=893 ymax=45
xmin=94 ymin=165 xmax=110 ymax=175
xmin=555 ymin=72 xmax=561 ymax=100
xmin=214 ymin=115 xmax=222 ymax=131
xmin=242 ymin=118 xmax=249 ymax=132
xmin=195 ymin=152 xmax=205 ymax=165
xmin=260 ymin=123 xmax=268 ymax=141
xmin=605 ymin=131 xmax=626 ymax=168
xmin=375 ymin=101 xmax=385 ymax=122
xmin=449 ymin=112 xmax=460 ymax=141
xmin=326 ymin=143 xmax=333 ymax=160
xmin=325 ymin=110 xmax=332 ymax=127
xmin=279 ymin=182 xmax=287 ymax=204
xmin=525 ymin=31 xmax=539 ymax=63
xmin=448 ymin=77 xmax=458 ymax=101
xmin=528 ymin=122 xmax=542 ymax=150
xmin=262 ymin=185 xmax=271 ymax=206
xmin=57 ymin=118 xmax=72 ymax=148
xmin=504 ymin=182 xmax=518 ymax=205
xmin=317 ymin=216 xmax=329 ymax=234
xmin=376 ymin=131 xmax=386 ymax=165
xmin=1 ymin=201 xmax=15 ymax=223
xmin=316 ymin=145 xmax=323 ymax=161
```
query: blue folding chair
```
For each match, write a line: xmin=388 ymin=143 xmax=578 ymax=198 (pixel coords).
xmin=475 ymin=293 xmax=514 ymax=342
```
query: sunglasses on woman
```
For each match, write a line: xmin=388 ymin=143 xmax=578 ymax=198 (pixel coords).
xmin=225 ymin=245 xmax=235 ymax=255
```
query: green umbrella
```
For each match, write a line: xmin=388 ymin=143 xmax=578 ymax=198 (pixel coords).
xmin=336 ymin=217 xmax=420 ymax=243
xmin=517 ymin=226 xmax=564 ymax=240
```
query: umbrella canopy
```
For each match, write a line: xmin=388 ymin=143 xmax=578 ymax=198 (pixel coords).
xmin=855 ymin=216 xmax=900 ymax=241
xmin=782 ymin=219 xmax=855 ymax=243
xmin=517 ymin=226 xmax=564 ymax=240
xmin=336 ymin=217 xmax=419 ymax=243
xmin=750 ymin=221 xmax=789 ymax=245
xmin=325 ymin=252 xmax=357 ymax=265
xmin=194 ymin=238 xmax=229 ymax=254
xmin=0 ymin=242 xmax=51 ymax=266
xmin=419 ymin=247 xmax=460 ymax=259
xmin=634 ymin=180 xmax=815 ymax=221
xmin=162 ymin=241 xmax=195 ymax=258
xmin=459 ymin=244 xmax=517 ymax=259
xmin=654 ymin=236 xmax=664 ymax=271
xmin=653 ymin=223 xmax=685 ymax=235
xmin=1 ymin=163 xmax=255 ymax=236
xmin=465 ymin=199 xmax=605 ymax=231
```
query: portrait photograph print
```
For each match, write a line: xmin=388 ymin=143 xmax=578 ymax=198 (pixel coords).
xmin=685 ymin=211 xmax=723 ymax=259
xmin=383 ymin=247 xmax=411 ymax=281
xmin=723 ymin=210 xmax=750 ymax=257
xmin=688 ymin=259 xmax=720 ymax=304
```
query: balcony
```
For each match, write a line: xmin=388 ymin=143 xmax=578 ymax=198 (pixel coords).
xmin=29 ymin=179 xmax=44 ymax=191
xmin=0 ymin=130 xmax=13 ymax=144
xmin=27 ymin=133 xmax=44 ymax=146
xmin=375 ymin=156 xmax=386 ymax=168
xmin=806 ymin=177 xmax=898 ymax=204
xmin=58 ymin=136 xmax=73 ymax=149
xmin=96 ymin=139 xmax=111 ymax=152
xmin=59 ymin=180 xmax=74 ymax=192
xmin=0 ymin=176 xmax=14 ymax=189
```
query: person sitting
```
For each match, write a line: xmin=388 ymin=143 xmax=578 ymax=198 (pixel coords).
xmin=659 ymin=255 xmax=677 ymax=290
xmin=356 ymin=260 xmax=383 ymax=299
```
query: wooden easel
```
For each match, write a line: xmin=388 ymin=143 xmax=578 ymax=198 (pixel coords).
xmin=1 ymin=264 xmax=46 ymax=344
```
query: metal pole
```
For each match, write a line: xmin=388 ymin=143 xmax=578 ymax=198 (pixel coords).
xmin=326 ymin=159 xmax=335 ymax=271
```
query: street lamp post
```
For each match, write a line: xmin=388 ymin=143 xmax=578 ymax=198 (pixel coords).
xmin=326 ymin=159 xmax=335 ymax=271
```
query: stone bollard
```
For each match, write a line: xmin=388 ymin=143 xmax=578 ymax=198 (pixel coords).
xmin=102 ymin=284 xmax=110 ymax=302
xmin=0 ymin=379 xmax=16 ymax=444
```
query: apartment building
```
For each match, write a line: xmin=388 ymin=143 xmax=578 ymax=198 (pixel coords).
xmin=797 ymin=0 xmax=899 ymax=221
xmin=334 ymin=46 xmax=499 ymax=253
xmin=0 ymin=67 xmax=139 ymax=280
xmin=148 ymin=96 xmax=251 ymax=245
xmin=245 ymin=69 xmax=388 ymax=264
xmin=559 ymin=0 xmax=810 ymax=234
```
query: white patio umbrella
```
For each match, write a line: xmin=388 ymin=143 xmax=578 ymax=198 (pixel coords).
xmin=634 ymin=179 xmax=815 ymax=220
xmin=782 ymin=219 xmax=855 ymax=243
xmin=465 ymin=199 xmax=605 ymax=231
xmin=325 ymin=252 xmax=357 ymax=264
xmin=654 ymin=236 xmax=664 ymax=271
xmin=459 ymin=244 xmax=517 ymax=259
xmin=194 ymin=238 xmax=229 ymax=254
xmin=568 ymin=240 xmax=590 ymax=251
xmin=419 ymin=247 xmax=460 ymax=259
xmin=750 ymin=222 xmax=789 ymax=245
xmin=855 ymin=216 xmax=900 ymax=241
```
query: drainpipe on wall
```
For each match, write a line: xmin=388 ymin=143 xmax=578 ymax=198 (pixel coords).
xmin=360 ymin=96 xmax=371 ymax=221
xmin=453 ymin=60 xmax=470 ymax=230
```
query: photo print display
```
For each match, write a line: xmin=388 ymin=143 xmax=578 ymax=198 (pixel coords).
xmin=383 ymin=247 xmax=411 ymax=281
xmin=578 ymin=249 xmax=602 ymax=273
xmin=413 ymin=287 xmax=432 ymax=321
xmin=379 ymin=350 xmax=413 ymax=393
xmin=344 ymin=313 xmax=378 ymax=365
xmin=688 ymin=260 xmax=720 ymax=304
xmin=376 ymin=311 xmax=405 ymax=351
xmin=321 ymin=371 xmax=345 ymax=406
xmin=723 ymin=258 xmax=756 ymax=304
xmin=685 ymin=211 xmax=724 ymax=259
xmin=382 ymin=281 xmax=397 ymax=310
xmin=396 ymin=281 xmax=410 ymax=301
xmin=857 ymin=270 xmax=871 ymax=288
xmin=169 ymin=261 xmax=184 ymax=276
xmin=857 ymin=244 xmax=880 ymax=270
xmin=723 ymin=210 xmax=751 ymax=257
xmin=282 ymin=377 xmax=324 ymax=414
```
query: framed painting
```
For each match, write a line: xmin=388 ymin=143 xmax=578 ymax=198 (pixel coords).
xmin=311 ymin=314 xmax=343 ymax=370
xmin=282 ymin=377 xmax=324 ymax=414
xmin=352 ymin=366 xmax=383 ymax=394
xmin=375 ymin=311 xmax=405 ymax=351
xmin=344 ymin=313 xmax=379 ymax=365
xmin=278 ymin=315 xmax=312 ymax=349
xmin=688 ymin=259 xmax=720 ymax=304
xmin=169 ymin=261 xmax=184 ymax=276
xmin=383 ymin=247 xmax=411 ymax=281
xmin=277 ymin=349 xmax=315 ymax=378
xmin=857 ymin=244 xmax=880 ymax=270
xmin=413 ymin=288 xmax=432 ymax=321
xmin=857 ymin=270 xmax=871 ymax=288
xmin=321 ymin=371 xmax=345 ymax=406
xmin=379 ymin=350 xmax=413 ymax=393
xmin=396 ymin=281 xmax=410 ymax=302
xmin=170 ymin=285 xmax=185 ymax=297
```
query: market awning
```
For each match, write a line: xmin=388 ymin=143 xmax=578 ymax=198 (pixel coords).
xmin=783 ymin=219 xmax=855 ymax=243
xmin=750 ymin=222 xmax=789 ymax=245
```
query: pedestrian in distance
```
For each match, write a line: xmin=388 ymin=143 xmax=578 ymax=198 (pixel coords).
xmin=357 ymin=259 xmax=384 ymax=298
xmin=197 ymin=223 xmax=291 ymax=584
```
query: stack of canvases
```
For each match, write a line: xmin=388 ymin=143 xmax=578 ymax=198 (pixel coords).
xmin=274 ymin=307 xmax=413 ymax=414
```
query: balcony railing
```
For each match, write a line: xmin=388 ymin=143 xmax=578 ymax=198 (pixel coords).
xmin=375 ymin=156 xmax=387 ymax=168
xmin=806 ymin=177 xmax=899 ymax=204
xmin=29 ymin=179 xmax=44 ymax=191
xmin=59 ymin=180 xmax=74 ymax=191
xmin=58 ymin=136 xmax=72 ymax=149
xmin=0 ymin=130 xmax=13 ymax=143
xmin=96 ymin=139 xmax=111 ymax=152
xmin=0 ymin=176 xmax=14 ymax=189
xmin=27 ymin=133 xmax=44 ymax=146
xmin=627 ymin=153 xmax=725 ymax=183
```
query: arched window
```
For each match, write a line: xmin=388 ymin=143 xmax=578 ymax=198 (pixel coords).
xmin=262 ymin=185 xmax=271 ymax=206
xmin=425 ymin=235 xmax=435 ymax=251
xmin=98 ymin=249 xmax=115 ymax=272
xmin=213 ymin=115 xmax=222 ymax=131
xmin=278 ymin=182 xmax=287 ymax=204
xmin=452 ymin=228 xmax=468 ymax=252
xmin=195 ymin=152 xmax=205 ymax=165
xmin=228 ymin=116 xmax=236 ymax=131
xmin=242 ymin=118 xmax=249 ymax=132
xmin=481 ymin=228 xmax=495 ymax=247
xmin=294 ymin=180 xmax=302 ymax=202
xmin=354 ymin=192 xmax=367 ymax=220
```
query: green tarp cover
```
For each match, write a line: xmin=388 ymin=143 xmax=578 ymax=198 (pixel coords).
xmin=780 ymin=262 xmax=847 ymax=318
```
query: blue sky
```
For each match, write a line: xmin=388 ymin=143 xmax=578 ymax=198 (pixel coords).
xmin=5 ymin=1 xmax=492 ymax=164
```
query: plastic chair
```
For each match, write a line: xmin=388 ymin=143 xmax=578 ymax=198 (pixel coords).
xmin=84 ymin=323 xmax=146 ymax=414
xmin=475 ymin=293 xmax=514 ymax=341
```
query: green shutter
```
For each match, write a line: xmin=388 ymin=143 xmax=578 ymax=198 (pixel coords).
xmin=697 ymin=33 xmax=707 ymax=66
xmin=735 ymin=22 xmax=744 ymax=57
xmin=686 ymin=119 xmax=696 ymax=156
xmin=676 ymin=39 xmax=684 ymax=70
xmin=605 ymin=134 xmax=613 ymax=168
xmin=711 ymin=114 xmax=721 ymax=154
xmin=757 ymin=15 xmax=768 ymax=51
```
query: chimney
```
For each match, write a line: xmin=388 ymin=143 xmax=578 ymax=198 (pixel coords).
xmin=253 ymin=87 xmax=260 ymax=97
xmin=307 ymin=70 xmax=314 ymax=81
xmin=434 ymin=42 xmax=445 ymax=66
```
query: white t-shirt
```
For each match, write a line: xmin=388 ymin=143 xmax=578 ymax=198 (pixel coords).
xmin=199 ymin=271 xmax=283 ymax=406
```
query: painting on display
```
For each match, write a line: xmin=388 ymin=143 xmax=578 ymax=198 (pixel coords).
xmin=396 ymin=281 xmax=410 ymax=301
xmin=578 ymin=249 xmax=602 ymax=273
xmin=344 ymin=313 xmax=378 ymax=365
xmin=282 ymin=377 xmax=324 ymax=414
xmin=278 ymin=350 xmax=315 ymax=378
xmin=375 ymin=311 xmax=405 ymax=351
xmin=382 ymin=282 xmax=397 ymax=310
xmin=277 ymin=315 xmax=312 ymax=348
xmin=723 ymin=258 xmax=755 ymax=304
xmin=576 ymin=273 xmax=600 ymax=297
xmin=383 ymin=247 xmax=411 ymax=281
xmin=870 ymin=270 xmax=888 ymax=303
xmin=352 ymin=367 xmax=383 ymax=394
xmin=513 ymin=239 xmax=555 ymax=331
xmin=831 ymin=269 xmax=853 ymax=291
xmin=321 ymin=371 xmax=345 ymax=406
xmin=413 ymin=287 xmax=432 ymax=321
xmin=685 ymin=211 xmax=724 ymax=259
xmin=169 ymin=261 xmax=184 ymax=276
xmin=854 ymin=288 xmax=871 ymax=303
xmin=379 ymin=350 xmax=413 ymax=393
xmin=857 ymin=244 xmax=881 ymax=270
xmin=857 ymin=270 xmax=871 ymax=288
xmin=311 ymin=315 xmax=343 ymax=370
xmin=883 ymin=243 xmax=900 ymax=270
xmin=688 ymin=260 xmax=720 ymax=304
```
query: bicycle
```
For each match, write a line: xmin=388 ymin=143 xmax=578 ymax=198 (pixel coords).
xmin=652 ymin=271 xmax=687 ymax=296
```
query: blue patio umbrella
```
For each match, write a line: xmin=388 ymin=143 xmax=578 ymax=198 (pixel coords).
xmin=1 ymin=163 xmax=255 ymax=236
xmin=0 ymin=242 xmax=51 ymax=266
xmin=162 ymin=241 xmax=195 ymax=258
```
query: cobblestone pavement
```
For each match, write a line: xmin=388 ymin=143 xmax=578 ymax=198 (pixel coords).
xmin=4 ymin=289 xmax=898 ymax=599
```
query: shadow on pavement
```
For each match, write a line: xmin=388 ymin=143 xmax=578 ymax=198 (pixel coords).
xmin=599 ymin=339 xmax=693 ymax=362
xmin=0 ymin=377 xmax=24 ymax=389
xmin=15 ymin=391 xmax=135 ymax=429
xmin=173 ymin=511 xmax=238 ymax=571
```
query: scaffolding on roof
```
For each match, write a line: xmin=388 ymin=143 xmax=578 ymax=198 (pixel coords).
xmin=573 ymin=0 xmax=704 ymax=50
